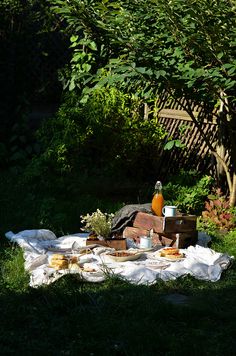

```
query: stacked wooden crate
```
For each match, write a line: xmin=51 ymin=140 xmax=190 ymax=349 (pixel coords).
xmin=123 ymin=212 xmax=198 ymax=248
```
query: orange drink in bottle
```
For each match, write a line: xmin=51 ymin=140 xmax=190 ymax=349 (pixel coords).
xmin=151 ymin=181 xmax=164 ymax=216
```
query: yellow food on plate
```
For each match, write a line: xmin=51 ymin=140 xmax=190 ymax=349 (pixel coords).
xmin=160 ymin=248 xmax=179 ymax=257
xmin=51 ymin=254 xmax=67 ymax=260
xmin=49 ymin=261 xmax=68 ymax=270
xmin=49 ymin=254 xmax=81 ymax=270
xmin=49 ymin=254 xmax=69 ymax=269
xmin=163 ymin=252 xmax=183 ymax=259
xmin=159 ymin=248 xmax=184 ymax=260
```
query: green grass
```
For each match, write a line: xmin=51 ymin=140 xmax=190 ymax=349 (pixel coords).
xmin=1 ymin=170 xmax=236 ymax=355
xmin=0 ymin=233 xmax=236 ymax=355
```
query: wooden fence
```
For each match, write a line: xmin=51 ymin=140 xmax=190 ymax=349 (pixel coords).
xmin=148 ymin=95 xmax=221 ymax=180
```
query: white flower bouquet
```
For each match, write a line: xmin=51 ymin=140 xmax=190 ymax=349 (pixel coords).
xmin=80 ymin=209 xmax=114 ymax=239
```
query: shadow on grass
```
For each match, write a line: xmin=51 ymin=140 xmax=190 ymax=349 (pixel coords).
xmin=1 ymin=267 xmax=236 ymax=356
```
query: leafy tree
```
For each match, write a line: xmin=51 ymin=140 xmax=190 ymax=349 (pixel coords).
xmin=51 ymin=0 xmax=236 ymax=205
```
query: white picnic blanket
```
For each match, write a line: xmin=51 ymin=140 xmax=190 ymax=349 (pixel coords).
xmin=5 ymin=229 xmax=233 ymax=288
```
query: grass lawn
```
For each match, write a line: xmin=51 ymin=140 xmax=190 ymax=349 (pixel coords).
xmin=0 ymin=232 xmax=236 ymax=356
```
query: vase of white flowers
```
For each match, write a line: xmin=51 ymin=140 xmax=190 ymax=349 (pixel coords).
xmin=81 ymin=209 xmax=114 ymax=239
xmin=81 ymin=209 xmax=127 ymax=250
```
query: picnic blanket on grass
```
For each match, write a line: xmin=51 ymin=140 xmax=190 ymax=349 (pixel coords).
xmin=5 ymin=229 xmax=233 ymax=288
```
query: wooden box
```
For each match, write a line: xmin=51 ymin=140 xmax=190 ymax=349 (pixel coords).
xmin=123 ymin=226 xmax=160 ymax=242
xmin=123 ymin=225 xmax=198 ymax=249
xmin=86 ymin=238 xmax=127 ymax=250
xmin=133 ymin=212 xmax=197 ymax=233
xmin=161 ymin=232 xmax=198 ymax=248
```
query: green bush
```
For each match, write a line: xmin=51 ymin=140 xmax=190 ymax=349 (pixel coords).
xmin=163 ymin=171 xmax=213 ymax=215
xmin=198 ymin=188 xmax=236 ymax=234
xmin=25 ymin=87 xmax=167 ymax=183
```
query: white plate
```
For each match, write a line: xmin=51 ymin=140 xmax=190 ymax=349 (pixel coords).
xmin=107 ymin=250 xmax=143 ymax=262
xmin=138 ymin=247 xmax=154 ymax=252
xmin=154 ymin=251 xmax=185 ymax=262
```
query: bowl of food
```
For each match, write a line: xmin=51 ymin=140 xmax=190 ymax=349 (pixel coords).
xmin=107 ymin=250 xmax=142 ymax=262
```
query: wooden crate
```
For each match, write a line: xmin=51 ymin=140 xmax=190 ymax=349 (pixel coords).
xmin=159 ymin=231 xmax=198 ymax=248
xmin=133 ymin=212 xmax=197 ymax=233
xmin=123 ymin=226 xmax=198 ymax=249
xmin=86 ymin=238 xmax=127 ymax=250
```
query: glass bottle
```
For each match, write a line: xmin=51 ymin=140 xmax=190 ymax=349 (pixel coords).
xmin=151 ymin=180 xmax=164 ymax=216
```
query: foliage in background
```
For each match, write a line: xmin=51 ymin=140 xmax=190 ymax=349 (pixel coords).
xmin=2 ymin=0 xmax=235 ymax=239
xmin=25 ymin=87 xmax=166 ymax=182
xmin=164 ymin=171 xmax=213 ymax=215
xmin=164 ymin=123 xmax=189 ymax=150
xmin=50 ymin=0 xmax=236 ymax=205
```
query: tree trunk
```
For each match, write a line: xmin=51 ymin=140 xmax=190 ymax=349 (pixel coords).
xmin=144 ymin=103 xmax=150 ymax=120
xmin=229 ymin=173 xmax=236 ymax=207
xmin=216 ymin=143 xmax=226 ymax=185
xmin=215 ymin=93 xmax=227 ymax=186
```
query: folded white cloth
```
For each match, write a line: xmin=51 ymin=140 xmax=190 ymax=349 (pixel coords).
xmin=5 ymin=229 xmax=233 ymax=287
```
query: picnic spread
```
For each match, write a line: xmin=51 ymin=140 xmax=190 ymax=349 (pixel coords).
xmin=5 ymin=225 xmax=233 ymax=288
xmin=4 ymin=181 xmax=234 ymax=287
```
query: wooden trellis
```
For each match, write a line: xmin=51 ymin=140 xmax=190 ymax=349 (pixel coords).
xmin=147 ymin=95 xmax=221 ymax=180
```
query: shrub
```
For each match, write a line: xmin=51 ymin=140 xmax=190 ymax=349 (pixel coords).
xmin=163 ymin=172 xmax=213 ymax=215
xmin=24 ymin=87 xmax=167 ymax=183
xmin=199 ymin=188 xmax=236 ymax=232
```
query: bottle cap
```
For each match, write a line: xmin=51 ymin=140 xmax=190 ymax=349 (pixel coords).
xmin=155 ymin=181 xmax=162 ymax=190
